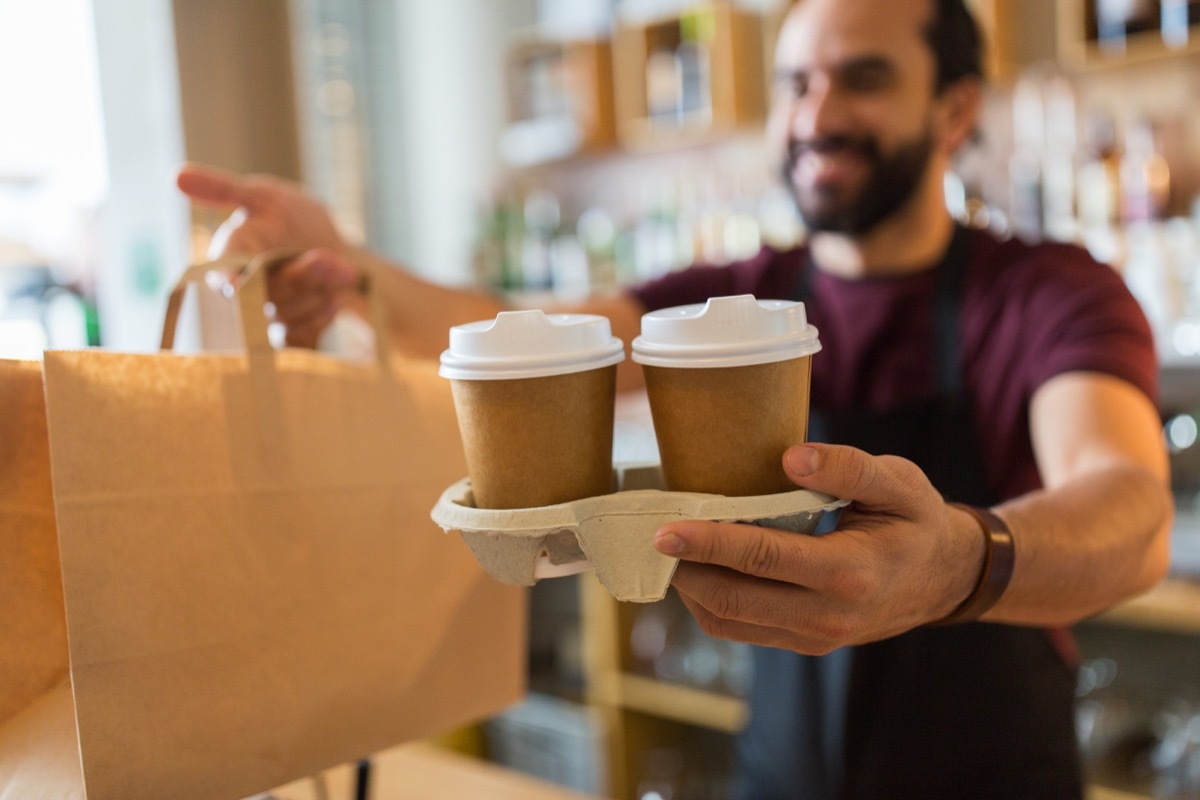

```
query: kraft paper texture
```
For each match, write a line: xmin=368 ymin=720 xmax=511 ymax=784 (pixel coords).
xmin=643 ymin=356 xmax=812 ymax=496
xmin=0 ymin=255 xmax=526 ymax=799
xmin=450 ymin=367 xmax=617 ymax=509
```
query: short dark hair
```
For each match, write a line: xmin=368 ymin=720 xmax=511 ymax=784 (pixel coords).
xmin=923 ymin=0 xmax=985 ymax=91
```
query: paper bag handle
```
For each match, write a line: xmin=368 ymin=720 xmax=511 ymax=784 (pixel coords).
xmin=160 ymin=249 xmax=395 ymax=372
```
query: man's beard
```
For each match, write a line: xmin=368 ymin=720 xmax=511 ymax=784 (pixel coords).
xmin=783 ymin=128 xmax=935 ymax=236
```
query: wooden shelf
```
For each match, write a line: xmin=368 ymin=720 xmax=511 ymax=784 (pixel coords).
xmin=1068 ymin=31 xmax=1200 ymax=70
xmin=965 ymin=0 xmax=1022 ymax=82
xmin=612 ymin=2 xmax=765 ymax=150
xmin=580 ymin=575 xmax=749 ymax=796
xmin=501 ymin=35 xmax=617 ymax=166
xmin=968 ymin=0 xmax=1200 ymax=80
xmin=1056 ymin=0 xmax=1200 ymax=71
xmin=593 ymin=672 xmax=747 ymax=734
xmin=1087 ymin=783 xmax=1151 ymax=800
xmin=269 ymin=742 xmax=604 ymax=800
xmin=963 ymin=0 xmax=1063 ymax=83
xmin=1093 ymin=578 xmax=1200 ymax=634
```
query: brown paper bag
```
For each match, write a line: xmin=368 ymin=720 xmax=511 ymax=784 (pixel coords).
xmin=0 ymin=254 xmax=526 ymax=799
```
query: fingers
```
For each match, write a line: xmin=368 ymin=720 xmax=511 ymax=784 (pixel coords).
xmin=673 ymin=573 xmax=849 ymax=655
xmin=268 ymin=249 xmax=361 ymax=345
xmin=269 ymin=249 xmax=361 ymax=304
xmin=782 ymin=443 xmax=927 ymax=515
xmin=176 ymin=162 xmax=254 ymax=209
xmin=654 ymin=448 xmax=951 ymax=654
xmin=655 ymin=519 xmax=838 ymax=590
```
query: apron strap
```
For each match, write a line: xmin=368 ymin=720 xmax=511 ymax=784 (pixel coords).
xmin=794 ymin=224 xmax=971 ymax=397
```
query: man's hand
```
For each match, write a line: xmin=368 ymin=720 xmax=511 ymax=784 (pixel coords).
xmin=177 ymin=162 xmax=346 ymax=257
xmin=266 ymin=249 xmax=364 ymax=348
xmin=177 ymin=163 xmax=365 ymax=348
xmin=652 ymin=443 xmax=986 ymax=654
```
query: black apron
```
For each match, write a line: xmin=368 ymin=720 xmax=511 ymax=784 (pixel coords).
xmin=733 ymin=226 xmax=1083 ymax=800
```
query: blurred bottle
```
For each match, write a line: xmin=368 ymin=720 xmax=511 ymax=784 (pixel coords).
xmin=1043 ymin=75 xmax=1079 ymax=242
xmin=633 ymin=180 xmax=682 ymax=279
xmin=1095 ymin=0 xmax=1130 ymax=51
xmin=1124 ymin=222 xmax=1183 ymax=337
xmin=1121 ymin=118 xmax=1172 ymax=224
xmin=1009 ymin=74 xmax=1046 ymax=242
xmin=646 ymin=47 xmax=681 ymax=126
xmin=1096 ymin=0 xmax=1161 ymax=52
xmin=471 ymin=191 xmax=527 ymax=291
xmin=1161 ymin=0 xmax=1200 ymax=47
xmin=677 ymin=9 xmax=715 ymax=128
xmin=723 ymin=167 xmax=763 ymax=261
xmin=576 ymin=205 xmax=619 ymax=291
xmin=471 ymin=200 xmax=503 ymax=289
xmin=522 ymin=190 xmax=562 ymax=290
xmin=1077 ymin=112 xmax=1124 ymax=231
xmin=523 ymin=49 xmax=568 ymax=120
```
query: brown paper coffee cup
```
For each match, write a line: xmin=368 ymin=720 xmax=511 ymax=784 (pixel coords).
xmin=644 ymin=356 xmax=812 ymax=496
xmin=451 ymin=366 xmax=617 ymax=509
xmin=440 ymin=310 xmax=625 ymax=509
xmin=632 ymin=295 xmax=821 ymax=497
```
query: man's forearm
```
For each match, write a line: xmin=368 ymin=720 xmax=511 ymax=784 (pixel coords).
xmin=989 ymin=464 xmax=1173 ymax=626
xmin=353 ymin=248 xmax=507 ymax=360
xmin=347 ymin=247 xmax=650 ymax=390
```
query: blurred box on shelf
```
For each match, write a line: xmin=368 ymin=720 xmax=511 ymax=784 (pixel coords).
xmin=502 ymin=36 xmax=617 ymax=166
xmin=613 ymin=2 xmax=766 ymax=149
xmin=485 ymin=692 xmax=610 ymax=796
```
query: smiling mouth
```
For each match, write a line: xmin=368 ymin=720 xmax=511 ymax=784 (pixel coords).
xmin=792 ymin=147 xmax=868 ymax=189
xmin=788 ymin=134 xmax=875 ymax=184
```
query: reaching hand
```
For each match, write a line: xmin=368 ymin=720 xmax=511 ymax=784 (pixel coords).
xmin=176 ymin=162 xmax=347 ymax=257
xmin=177 ymin=163 xmax=365 ymax=348
xmin=652 ymin=443 xmax=985 ymax=653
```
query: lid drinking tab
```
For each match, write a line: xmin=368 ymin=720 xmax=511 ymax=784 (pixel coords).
xmin=439 ymin=309 xmax=626 ymax=380
xmin=631 ymin=294 xmax=821 ymax=369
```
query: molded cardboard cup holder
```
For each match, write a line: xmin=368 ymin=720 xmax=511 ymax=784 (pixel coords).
xmin=431 ymin=463 xmax=847 ymax=602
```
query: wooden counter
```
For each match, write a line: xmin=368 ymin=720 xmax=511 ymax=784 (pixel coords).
xmin=264 ymin=742 xmax=607 ymax=800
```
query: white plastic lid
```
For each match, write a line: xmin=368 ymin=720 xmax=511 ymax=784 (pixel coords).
xmin=631 ymin=295 xmax=821 ymax=369
xmin=439 ymin=309 xmax=625 ymax=380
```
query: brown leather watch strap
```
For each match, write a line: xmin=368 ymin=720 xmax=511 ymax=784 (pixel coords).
xmin=932 ymin=502 xmax=1016 ymax=626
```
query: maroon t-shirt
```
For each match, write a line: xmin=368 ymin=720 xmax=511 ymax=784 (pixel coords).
xmin=630 ymin=228 xmax=1158 ymax=503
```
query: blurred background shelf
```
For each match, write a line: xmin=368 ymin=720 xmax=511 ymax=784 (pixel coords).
xmin=592 ymin=672 xmax=747 ymax=734
xmin=1087 ymin=784 xmax=1152 ymax=800
xmin=1096 ymin=577 xmax=1200 ymax=634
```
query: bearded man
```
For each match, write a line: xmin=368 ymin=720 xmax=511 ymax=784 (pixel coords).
xmin=177 ymin=1 xmax=1171 ymax=796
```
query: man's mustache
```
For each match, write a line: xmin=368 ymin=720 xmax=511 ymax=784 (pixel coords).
xmin=786 ymin=135 xmax=880 ymax=166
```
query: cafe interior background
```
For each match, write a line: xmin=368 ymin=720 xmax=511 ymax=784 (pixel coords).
xmin=3 ymin=0 xmax=1200 ymax=797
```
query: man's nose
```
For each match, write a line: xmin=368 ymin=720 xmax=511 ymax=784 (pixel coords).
xmin=786 ymin=79 xmax=850 ymax=142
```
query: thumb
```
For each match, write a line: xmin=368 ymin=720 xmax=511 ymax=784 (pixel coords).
xmin=176 ymin=162 xmax=253 ymax=209
xmin=298 ymin=248 xmax=363 ymax=291
xmin=783 ymin=443 xmax=923 ymax=514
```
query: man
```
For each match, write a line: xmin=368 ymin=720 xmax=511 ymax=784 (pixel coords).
xmin=178 ymin=0 xmax=1172 ymax=796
